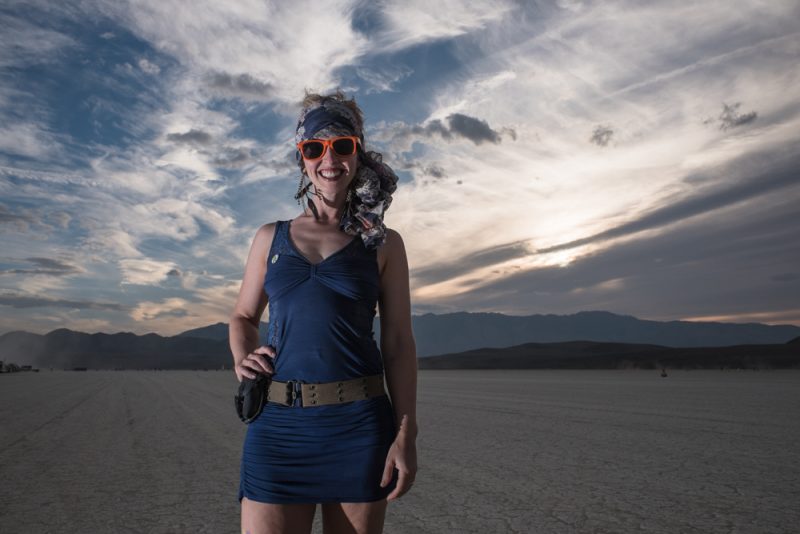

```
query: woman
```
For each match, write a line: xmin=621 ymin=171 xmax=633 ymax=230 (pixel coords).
xmin=229 ymin=90 xmax=418 ymax=534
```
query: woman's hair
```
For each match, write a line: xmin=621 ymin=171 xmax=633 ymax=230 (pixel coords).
xmin=293 ymin=89 xmax=399 ymax=249
xmin=300 ymin=90 xmax=364 ymax=135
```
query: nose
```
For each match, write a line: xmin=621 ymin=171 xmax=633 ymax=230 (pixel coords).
xmin=321 ymin=142 xmax=340 ymax=163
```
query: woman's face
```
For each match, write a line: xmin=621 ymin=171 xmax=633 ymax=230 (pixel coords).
xmin=302 ymin=135 xmax=358 ymax=199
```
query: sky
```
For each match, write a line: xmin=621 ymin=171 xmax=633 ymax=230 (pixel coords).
xmin=1 ymin=0 xmax=799 ymax=336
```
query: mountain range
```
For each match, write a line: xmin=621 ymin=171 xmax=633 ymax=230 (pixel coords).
xmin=1 ymin=310 xmax=798 ymax=369
xmin=178 ymin=311 xmax=800 ymax=354
xmin=418 ymin=338 xmax=800 ymax=370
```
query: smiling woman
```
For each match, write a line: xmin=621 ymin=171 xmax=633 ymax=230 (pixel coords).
xmin=228 ymin=90 xmax=418 ymax=534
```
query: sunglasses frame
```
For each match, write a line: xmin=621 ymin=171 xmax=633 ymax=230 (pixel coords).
xmin=296 ymin=136 xmax=361 ymax=161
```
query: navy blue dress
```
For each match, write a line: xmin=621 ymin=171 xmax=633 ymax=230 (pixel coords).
xmin=238 ymin=219 xmax=398 ymax=504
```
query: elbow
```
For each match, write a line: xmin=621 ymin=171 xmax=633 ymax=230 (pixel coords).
xmin=229 ymin=311 xmax=258 ymax=331
xmin=381 ymin=335 xmax=417 ymax=364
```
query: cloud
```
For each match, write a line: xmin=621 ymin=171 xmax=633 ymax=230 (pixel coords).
xmin=166 ymin=129 xmax=213 ymax=145
xmin=373 ymin=0 xmax=514 ymax=52
xmin=0 ymin=291 xmax=126 ymax=311
xmin=0 ymin=122 xmax=66 ymax=160
xmin=396 ymin=160 xmax=447 ymax=179
xmin=81 ymin=228 xmax=143 ymax=259
xmin=210 ymin=146 xmax=252 ymax=168
xmin=137 ymin=57 xmax=161 ymax=75
xmin=130 ymin=297 xmax=189 ymax=321
xmin=375 ymin=113 xmax=515 ymax=152
xmin=110 ymin=0 xmax=370 ymax=105
xmin=539 ymin=146 xmax=799 ymax=254
xmin=0 ymin=11 xmax=78 ymax=68
xmin=1 ymin=257 xmax=83 ymax=276
xmin=590 ymin=125 xmax=614 ymax=147
xmin=48 ymin=211 xmax=72 ymax=229
xmin=412 ymin=239 xmax=532 ymax=287
xmin=119 ymin=258 xmax=180 ymax=285
xmin=770 ymin=273 xmax=798 ymax=283
xmin=0 ymin=203 xmax=37 ymax=232
xmin=718 ymin=102 xmax=757 ymax=130
xmin=410 ymin=186 xmax=800 ymax=322
xmin=205 ymin=71 xmax=274 ymax=101
xmin=404 ymin=143 xmax=800 ymax=292
xmin=0 ymin=202 xmax=75 ymax=234
xmin=447 ymin=113 xmax=503 ymax=144
xmin=355 ymin=63 xmax=413 ymax=94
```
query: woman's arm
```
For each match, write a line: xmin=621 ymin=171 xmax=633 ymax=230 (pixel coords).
xmin=377 ymin=228 xmax=418 ymax=500
xmin=229 ymin=223 xmax=276 ymax=382
xmin=378 ymin=228 xmax=418 ymax=439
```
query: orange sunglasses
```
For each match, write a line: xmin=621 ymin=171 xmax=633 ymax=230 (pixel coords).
xmin=296 ymin=136 xmax=361 ymax=161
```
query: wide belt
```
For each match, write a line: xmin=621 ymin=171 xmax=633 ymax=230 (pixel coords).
xmin=267 ymin=374 xmax=386 ymax=407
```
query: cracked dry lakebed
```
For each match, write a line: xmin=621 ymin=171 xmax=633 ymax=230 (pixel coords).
xmin=1 ymin=369 xmax=798 ymax=533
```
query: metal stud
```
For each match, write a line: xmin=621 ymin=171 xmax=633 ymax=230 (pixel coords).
xmin=271 ymin=254 xmax=279 ymax=264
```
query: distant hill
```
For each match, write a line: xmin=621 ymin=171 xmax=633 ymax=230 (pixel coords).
xmin=398 ymin=311 xmax=800 ymax=357
xmin=177 ymin=321 xmax=267 ymax=341
xmin=0 ymin=329 xmax=230 ymax=370
xmin=3 ymin=310 xmax=798 ymax=370
xmin=418 ymin=339 xmax=800 ymax=370
xmin=176 ymin=311 xmax=800 ymax=356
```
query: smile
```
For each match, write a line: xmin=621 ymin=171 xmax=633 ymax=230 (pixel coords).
xmin=319 ymin=169 xmax=345 ymax=180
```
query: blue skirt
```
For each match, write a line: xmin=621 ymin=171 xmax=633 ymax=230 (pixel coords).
xmin=239 ymin=394 xmax=399 ymax=504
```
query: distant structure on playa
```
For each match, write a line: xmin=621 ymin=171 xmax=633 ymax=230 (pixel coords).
xmin=1 ymin=360 xmax=38 ymax=373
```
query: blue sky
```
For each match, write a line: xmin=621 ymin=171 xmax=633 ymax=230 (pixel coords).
xmin=1 ymin=0 xmax=799 ymax=336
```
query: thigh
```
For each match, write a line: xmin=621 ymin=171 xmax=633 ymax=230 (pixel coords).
xmin=241 ymin=497 xmax=316 ymax=534
xmin=321 ymin=499 xmax=388 ymax=534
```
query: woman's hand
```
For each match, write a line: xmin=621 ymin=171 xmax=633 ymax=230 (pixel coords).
xmin=235 ymin=345 xmax=276 ymax=382
xmin=380 ymin=419 xmax=418 ymax=500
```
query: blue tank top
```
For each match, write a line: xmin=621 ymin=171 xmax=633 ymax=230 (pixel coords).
xmin=263 ymin=219 xmax=384 ymax=383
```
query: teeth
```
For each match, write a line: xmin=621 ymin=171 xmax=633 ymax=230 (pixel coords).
xmin=320 ymin=170 xmax=342 ymax=178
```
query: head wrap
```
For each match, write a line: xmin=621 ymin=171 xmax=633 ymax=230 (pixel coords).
xmin=294 ymin=98 xmax=399 ymax=250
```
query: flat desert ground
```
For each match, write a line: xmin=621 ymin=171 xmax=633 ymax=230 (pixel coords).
xmin=1 ymin=369 xmax=799 ymax=533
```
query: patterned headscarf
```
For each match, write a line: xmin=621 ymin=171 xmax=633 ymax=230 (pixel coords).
xmin=295 ymin=99 xmax=399 ymax=250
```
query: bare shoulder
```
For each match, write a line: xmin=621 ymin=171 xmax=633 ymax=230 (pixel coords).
xmin=384 ymin=227 xmax=404 ymax=247
xmin=232 ymin=221 xmax=280 ymax=322
xmin=248 ymin=222 xmax=279 ymax=266
xmin=256 ymin=221 xmax=277 ymax=246
xmin=377 ymin=227 xmax=407 ymax=276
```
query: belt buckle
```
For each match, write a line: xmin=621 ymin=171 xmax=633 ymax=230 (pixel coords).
xmin=285 ymin=380 xmax=299 ymax=406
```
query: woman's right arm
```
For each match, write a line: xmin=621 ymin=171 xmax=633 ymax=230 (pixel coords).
xmin=229 ymin=223 xmax=277 ymax=382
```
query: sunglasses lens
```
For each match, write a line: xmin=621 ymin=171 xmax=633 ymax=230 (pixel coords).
xmin=332 ymin=137 xmax=356 ymax=156
xmin=301 ymin=141 xmax=325 ymax=159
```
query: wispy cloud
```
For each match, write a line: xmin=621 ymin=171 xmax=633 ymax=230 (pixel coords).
xmin=205 ymin=71 xmax=274 ymax=101
xmin=1 ymin=257 xmax=83 ymax=276
xmin=0 ymin=291 xmax=126 ymax=311
xmin=355 ymin=63 xmax=413 ymax=94
xmin=373 ymin=0 xmax=515 ymax=52
xmin=717 ymin=102 xmax=758 ymax=130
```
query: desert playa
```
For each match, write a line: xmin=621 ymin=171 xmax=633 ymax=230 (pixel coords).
xmin=1 ymin=369 xmax=798 ymax=533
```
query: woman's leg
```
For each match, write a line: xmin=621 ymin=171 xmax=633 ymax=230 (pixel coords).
xmin=241 ymin=497 xmax=316 ymax=534
xmin=321 ymin=499 xmax=388 ymax=534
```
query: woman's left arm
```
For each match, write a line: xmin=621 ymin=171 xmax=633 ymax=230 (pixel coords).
xmin=377 ymin=229 xmax=418 ymax=500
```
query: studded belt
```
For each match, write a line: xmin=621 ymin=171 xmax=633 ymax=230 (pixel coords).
xmin=266 ymin=374 xmax=386 ymax=407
